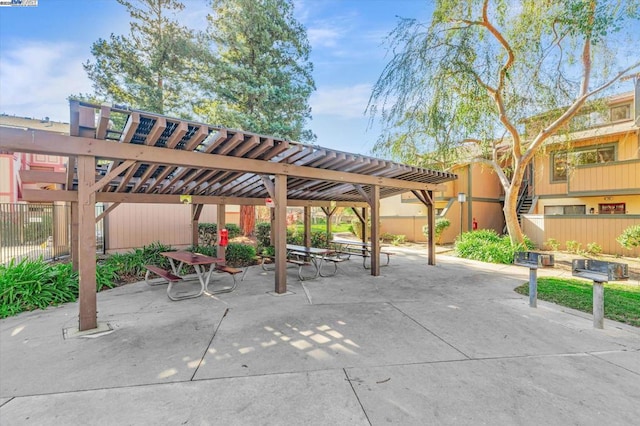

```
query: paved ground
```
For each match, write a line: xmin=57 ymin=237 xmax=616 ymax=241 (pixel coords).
xmin=1 ymin=248 xmax=639 ymax=425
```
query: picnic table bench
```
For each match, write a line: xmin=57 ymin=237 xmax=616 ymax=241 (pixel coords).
xmin=144 ymin=251 xmax=242 ymax=300
xmin=331 ymin=239 xmax=394 ymax=268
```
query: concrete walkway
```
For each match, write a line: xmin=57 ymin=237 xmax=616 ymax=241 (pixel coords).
xmin=1 ymin=249 xmax=639 ymax=425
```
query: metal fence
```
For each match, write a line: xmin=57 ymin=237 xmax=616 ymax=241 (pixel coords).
xmin=0 ymin=203 xmax=104 ymax=265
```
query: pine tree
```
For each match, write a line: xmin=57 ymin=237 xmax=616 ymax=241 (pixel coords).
xmin=197 ymin=0 xmax=316 ymax=142
xmin=82 ymin=0 xmax=204 ymax=117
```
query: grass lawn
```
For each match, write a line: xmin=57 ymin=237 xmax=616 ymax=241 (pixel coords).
xmin=292 ymin=223 xmax=353 ymax=234
xmin=514 ymin=277 xmax=640 ymax=327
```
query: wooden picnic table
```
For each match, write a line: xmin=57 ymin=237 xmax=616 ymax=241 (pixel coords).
xmin=144 ymin=251 xmax=225 ymax=300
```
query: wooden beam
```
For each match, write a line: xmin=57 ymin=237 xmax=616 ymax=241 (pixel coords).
xmin=95 ymin=104 xmax=111 ymax=140
xmin=1 ymin=128 xmax=449 ymax=191
xmin=261 ymin=175 xmax=275 ymax=199
xmin=120 ymin=112 xmax=140 ymax=143
xmin=66 ymin=156 xmax=76 ymax=190
xmin=183 ymin=125 xmax=209 ymax=151
xmin=77 ymin=155 xmax=98 ymax=331
xmin=370 ymin=185 xmax=380 ymax=276
xmin=165 ymin=121 xmax=188 ymax=149
xmin=95 ymin=160 xmax=136 ymax=193
xmin=274 ymin=174 xmax=287 ymax=294
xmin=304 ymin=206 xmax=311 ymax=248
xmin=145 ymin=117 xmax=167 ymax=146
xmin=192 ymin=204 xmax=203 ymax=247
xmin=19 ymin=170 xmax=67 ymax=184
xmin=20 ymin=189 xmax=367 ymax=207
xmin=95 ymin=202 xmax=120 ymax=223
xmin=216 ymin=204 xmax=226 ymax=260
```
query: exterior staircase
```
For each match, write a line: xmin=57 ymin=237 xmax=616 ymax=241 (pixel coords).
xmin=503 ymin=181 xmax=537 ymax=234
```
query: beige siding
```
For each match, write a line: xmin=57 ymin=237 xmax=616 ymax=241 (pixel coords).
xmin=569 ymin=159 xmax=640 ymax=194
xmin=522 ymin=214 xmax=640 ymax=257
xmin=105 ymin=203 xmax=241 ymax=252
xmin=380 ymin=216 xmax=428 ymax=242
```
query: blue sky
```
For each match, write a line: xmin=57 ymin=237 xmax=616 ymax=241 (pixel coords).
xmin=0 ymin=0 xmax=433 ymax=154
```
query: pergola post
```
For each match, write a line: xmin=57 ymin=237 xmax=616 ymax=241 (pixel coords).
xmin=412 ymin=190 xmax=437 ymax=266
xmin=70 ymin=201 xmax=79 ymax=271
xmin=425 ymin=190 xmax=435 ymax=266
xmin=77 ymin=155 xmax=97 ymax=331
xmin=191 ymin=204 xmax=203 ymax=248
xmin=216 ymin=204 xmax=226 ymax=261
xmin=303 ymin=206 xmax=311 ymax=248
xmin=274 ymin=174 xmax=287 ymax=293
xmin=370 ymin=185 xmax=380 ymax=276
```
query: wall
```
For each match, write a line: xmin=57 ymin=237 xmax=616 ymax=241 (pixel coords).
xmin=522 ymin=214 xmax=640 ymax=257
xmin=105 ymin=203 xmax=240 ymax=253
xmin=0 ymin=155 xmax=14 ymax=203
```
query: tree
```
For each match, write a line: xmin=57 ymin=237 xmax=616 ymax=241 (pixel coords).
xmin=199 ymin=0 xmax=316 ymax=237
xmin=82 ymin=0 xmax=204 ymax=116
xmin=197 ymin=0 xmax=316 ymax=142
xmin=368 ymin=0 xmax=640 ymax=245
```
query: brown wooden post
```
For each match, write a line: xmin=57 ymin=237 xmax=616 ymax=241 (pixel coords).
xmin=304 ymin=206 xmax=311 ymax=248
xmin=77 ymin=155 xmax=97 ymax=331
xmin=216 ymin=204 xmax=226 ymax=261
xmin=274 ymin=174 xmax=287 ymax=293
xmin=191 ymin=204 xmax=203 ymax=248
xmin=370 ymin=185 xmax=380 ymax=276
xmin=426 ymin=190 xmax=435 ymax=266
xmin=71 ymin=201 xmax=79 ymax=271
xmin=361 ymin=207 xmax=368 ymax=245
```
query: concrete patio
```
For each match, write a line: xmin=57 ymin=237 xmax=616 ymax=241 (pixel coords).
xmin=1 ymin=248 xmax=639 ymax=425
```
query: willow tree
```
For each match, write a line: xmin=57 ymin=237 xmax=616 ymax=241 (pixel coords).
xmin=368 ymin=0 xmax=640 ymax=245
xmin=83 ymin=0 xmax=204 ymax=116
xmin=199 ymin=0 xmax=316 ymax=236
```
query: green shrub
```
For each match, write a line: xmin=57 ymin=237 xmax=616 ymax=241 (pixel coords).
xmin=544 ymin=238 xmax=560 ymax=251
xmin=422 ymin=217 xmax=451 ymax=244
xmin=617 ymin=225 xmax=640 ymax=251
xmin=0 ymin=257 xmax=79 ymax=318
xmin=198 ymin=223 xmax=217 ymax=246
xmin=225 ymin=223 xmax=241 ymax=239
xmin=392 ymin=235 xmax=406 ymax=246
xmin=565 ymin=240 xmax=581 ymax=253
xmin=102 ymin=241 xmax=174 ymax=280
xmin=455 ymin=229 xmax=534 ymax=264
xmin=225 ymin=243 xmax=256 ymax=266
xmin=586 ymin=242 xmax=603 ymax=256
xmin=256 ymin=222 xmax=271 ymax=248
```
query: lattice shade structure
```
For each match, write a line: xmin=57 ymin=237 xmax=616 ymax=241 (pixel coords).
xmin=0 ymin=100 xmax=457 ymax=332
xmin=66 ymin=101 xmax=456 ymax=204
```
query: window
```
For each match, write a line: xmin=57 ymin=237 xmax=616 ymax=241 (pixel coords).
xmin=544 ymin=205 xmax=586 ymax=215
xmin=551 ymin=144 xmax=616 ymax=182
xmin=610 ymin=104 xmax=631 ymax=122
xmin=599 ymin=203 xmax=625 ymax=214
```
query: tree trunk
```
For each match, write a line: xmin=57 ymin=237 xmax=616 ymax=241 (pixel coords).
xmin=239 ymin=205 xmax=256 ymax=237
xmin=503 ymin=166 xmax=526 ymax=246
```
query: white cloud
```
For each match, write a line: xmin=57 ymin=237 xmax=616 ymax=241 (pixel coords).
xmin=307 ymin=27 xmax=342 ymax=48
xmin=0 ymin=41 xmax=92 ymax=122
xmin=310 ymin=84 xmax=372 ymax=118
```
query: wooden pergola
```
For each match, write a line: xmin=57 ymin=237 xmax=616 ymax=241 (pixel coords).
xmin=0 ymin=100 xmax=457 ymax=331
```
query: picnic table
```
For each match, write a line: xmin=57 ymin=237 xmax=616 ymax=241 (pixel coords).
xmin=144 ymin=251 xmax=240 ymax=300
xmin=331 ymin=239 xmax=394 ymax=269
xmin=260 ymin=244 xmax=344 ymax=280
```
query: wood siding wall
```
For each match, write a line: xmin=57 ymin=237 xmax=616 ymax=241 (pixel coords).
xmin=569 ymin=159 xmax=640 ymax=194
xmin=522 ymin=214 xmax=640 ymax=257
xmin=105 ymin=203 xmax=239 ymax=253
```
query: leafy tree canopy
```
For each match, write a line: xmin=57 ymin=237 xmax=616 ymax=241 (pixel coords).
xmin=368 ymin=0 xmax=640 ymax=244
xmin=82 ymin=0 xmax=206 ymax=117
xmin=197 ymin=0 xmax=316 ymax=142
